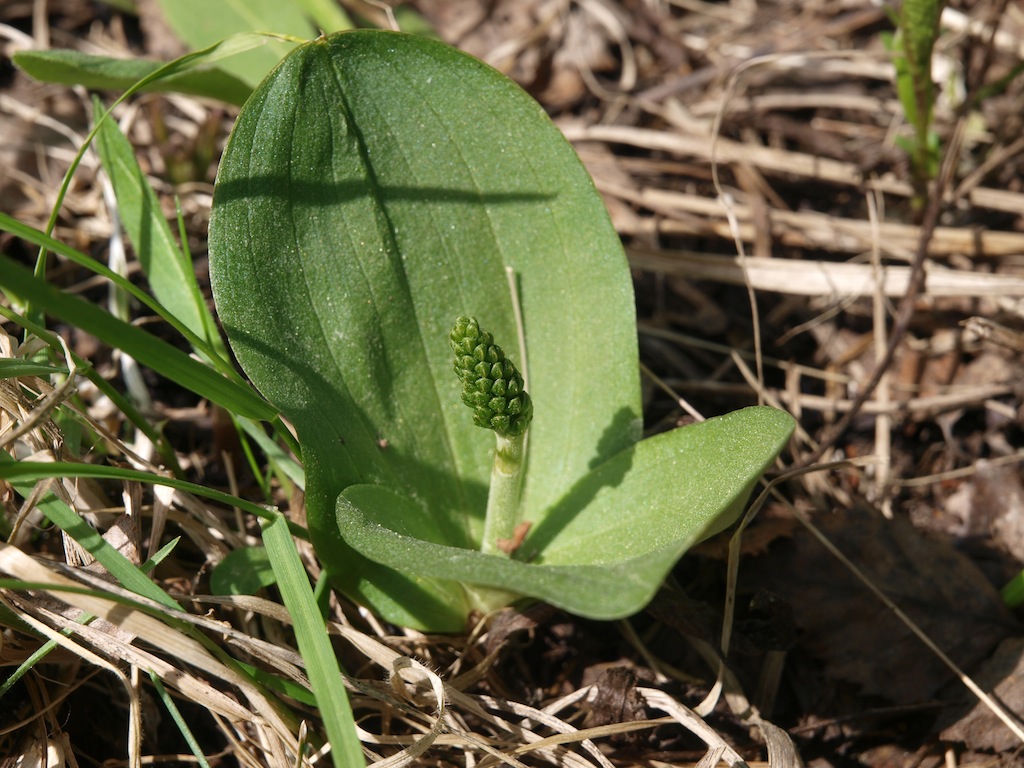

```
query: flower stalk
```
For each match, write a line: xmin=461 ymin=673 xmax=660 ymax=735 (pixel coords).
xmin=450 ymin=316 xmax=532 ymax=557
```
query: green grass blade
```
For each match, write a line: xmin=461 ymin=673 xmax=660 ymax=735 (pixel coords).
xmin=93 ymin=103 xmax=227 ymax=357
xmin=13 ymin=48 xmax=252 ymax=105
xmin=148 ymin=672 xmax=213 ymax=768
xmin=0 ymin=605 xmax=90 ymax=700
xmin=234 ymin=661 xmax=317 ymax=706
xmin=0 ymin=212 xmax=237 ymax=378
xmin=235 ymin=417 xmax=305 ymax=489
xmin=0 ymin=254 xmax=275 ymax=421
xmin=1002 ymin=571 xmax=1024 ymax=608
xmin=0 ymin=460 xmax=304 ymax=535
xmin=0 ymin=453 xmax=181 ymax=611
xmin=72 ymin=32 xmax=282 ymax=110
xmin=0 ymin=359 xmax=67 ymax=378
xmin=143 ymin=537 xmax=181 ymax=571
xmin=261 ymin=512 xmax=364 ymax=768
xmin=0 ymin=539 xmax=175 ymax=703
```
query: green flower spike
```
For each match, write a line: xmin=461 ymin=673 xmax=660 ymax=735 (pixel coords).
xmin=450 ymin=316 xmax=532 ymax=557
xmin=450 ymin=315 xmax=533 ymax=437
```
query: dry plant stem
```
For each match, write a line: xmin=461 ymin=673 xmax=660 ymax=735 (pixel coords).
xmin=0 ymin=335 xmax=77 ymax=452
xmin=867 ymin=189 xmax=893 ymax=516
xmin=481 ymin=431 xmax=527 ymax=557
xmin=965 ymin=0 xmax=1011 ymax=95
xmin=792 ymin=116 xmax=965 ymax=471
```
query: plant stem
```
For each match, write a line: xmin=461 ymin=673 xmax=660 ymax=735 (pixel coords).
xmin=481 ymin=431 xmax=527 ymax=557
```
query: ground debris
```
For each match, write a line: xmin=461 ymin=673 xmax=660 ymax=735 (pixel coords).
xmin=583 ymin=665 xmax=646 ymax=731
xmin=938 ymin=636 xmax=1024 ymax=753
xmin=741 ymin=500 xmax=1019 ymax=705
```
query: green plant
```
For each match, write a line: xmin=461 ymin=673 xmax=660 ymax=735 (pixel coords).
xmin=884 ymin=0 xmax=948 ymax=215
xmin=208 ymin=29 xmax=795 ymax=632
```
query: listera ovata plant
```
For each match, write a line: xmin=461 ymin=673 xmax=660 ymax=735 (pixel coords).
xmin=208 ymin=29 xmax=795 ymax=631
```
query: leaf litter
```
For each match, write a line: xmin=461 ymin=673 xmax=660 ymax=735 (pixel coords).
xmin=1 ymin=0 xmax=1024 ymax=766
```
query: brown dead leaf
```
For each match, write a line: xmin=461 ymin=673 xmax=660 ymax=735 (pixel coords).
xmin=740 ymin=500 xmax=1018 ymax=704
xmin=583 ymin=665 xmax=646 ymax=730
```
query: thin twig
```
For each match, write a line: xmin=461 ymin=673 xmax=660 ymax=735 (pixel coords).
xmin=792 ymin=116 xmax=966 ymax=470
